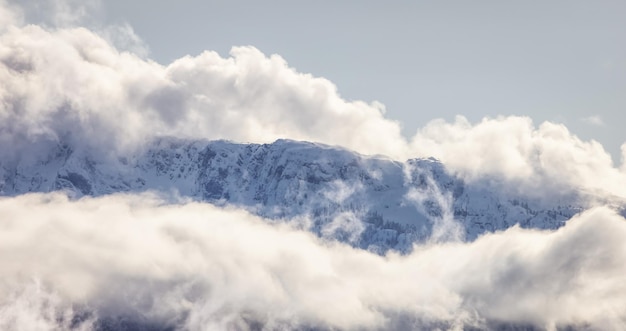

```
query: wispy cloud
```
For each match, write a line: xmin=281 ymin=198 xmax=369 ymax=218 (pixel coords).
xmin=581 ymin=115 xmax=605 ymax=126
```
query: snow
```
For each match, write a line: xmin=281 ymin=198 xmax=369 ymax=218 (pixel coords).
xmin=0 ymin=137 xmax=599 ymax=253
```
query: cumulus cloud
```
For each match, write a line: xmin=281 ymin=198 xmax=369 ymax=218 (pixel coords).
xmin=0 ymin=193 xmax=625 ymax=330
xmin=410 ymin=116 xmax=626 ymax=200
xmin=2 ymin=0 xmax=626 ymax=203
xmin=0 ymin=3 xmax=406 ymax=161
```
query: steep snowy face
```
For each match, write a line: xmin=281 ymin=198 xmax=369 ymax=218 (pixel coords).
xmin=0 ymin=138 xmax=594 ymax=252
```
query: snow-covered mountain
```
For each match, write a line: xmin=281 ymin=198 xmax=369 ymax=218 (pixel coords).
xmin=0 ymin=138 xmax=594 ymax=253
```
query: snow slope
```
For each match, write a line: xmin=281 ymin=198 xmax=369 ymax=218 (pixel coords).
xmin=0 ymin=137 xmax=596 ymax=253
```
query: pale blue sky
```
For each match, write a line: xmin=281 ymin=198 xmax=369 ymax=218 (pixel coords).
xmin=18 ymin=0 xmax=626 ymax=162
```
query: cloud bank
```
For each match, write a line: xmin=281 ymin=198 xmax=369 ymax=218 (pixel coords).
xmin=0 ymin=193 xmax=625 ymax=330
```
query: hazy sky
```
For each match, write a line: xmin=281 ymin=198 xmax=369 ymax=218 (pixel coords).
xmin=95 ymin=0 xmax=626 ymax=160
xmin=13 ymin=0 xmax=626 ymax=160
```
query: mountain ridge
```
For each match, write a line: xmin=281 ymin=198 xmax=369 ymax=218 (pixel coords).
xmin=0 ymin=137 xmax=594 ymax=253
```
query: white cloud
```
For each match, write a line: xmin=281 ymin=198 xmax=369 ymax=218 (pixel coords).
xmin=6 ymin=0 xmax=101 ymax=28
xmin=98 ymin=22 xmax=149 ymax=59
xmin=581 ymin=115 xmax=605 ymax=126
xmin=410 ymin=116 xmax=626 ymax=200
xmin=404 ymin=165 xmax=463 ymax=243
xmin=621 ymin=143 xmax=626 ymax=173
xmin=0 ymin=16 xmax=407 ymax=162
xmin=0 ymin=0 xmax=22 ymax=31
xmin=0 ymin=193 xmax=625 ymax=330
